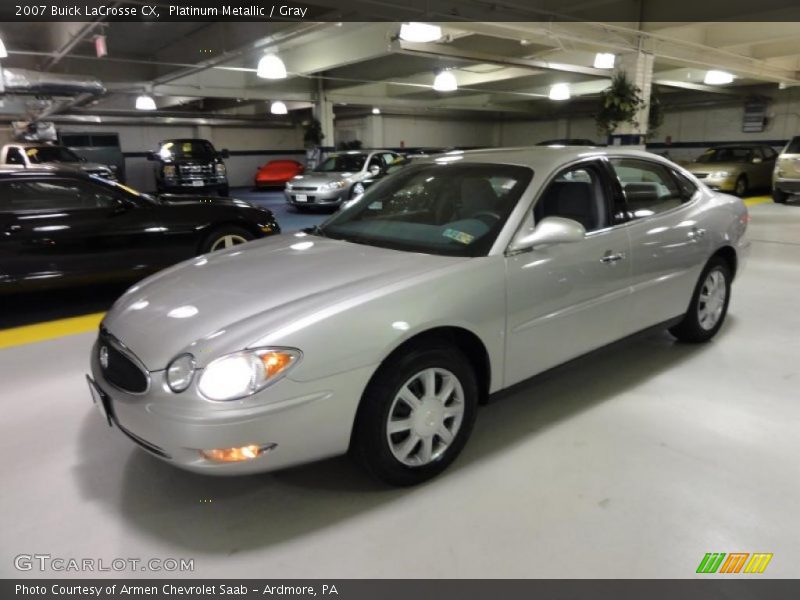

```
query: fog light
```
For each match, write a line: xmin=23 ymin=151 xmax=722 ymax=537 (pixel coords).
xmin=200 ymin=443 xmax=276 ymax=463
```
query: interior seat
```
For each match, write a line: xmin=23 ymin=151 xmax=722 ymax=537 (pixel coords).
xmin=538 ymin=181 xmax=598 ymax=230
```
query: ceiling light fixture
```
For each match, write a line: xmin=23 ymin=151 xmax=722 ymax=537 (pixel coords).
xmin=372 ymin=107 xmax=381 ymax=115
xmin=594 ymin=53 xmax=615 ymax=69
xmin=135 ymin=94 xmax=157 ymax=110
xmin=433 ymin=70 xmax=457 ymax=92
xmin=704 ymin=70 xmax=734 ymax=85
xmin=270 ymin=101 xmax=288 ymax=115
xmin=0 ymin=36 xmax=8 ymax=59
xmin=257 ymin=53 xmax=287 ymax=79
xmin=549 ymin=83 xmax=571 ymax=101
xmin=399 ymin=22 xmax=442 ymax=43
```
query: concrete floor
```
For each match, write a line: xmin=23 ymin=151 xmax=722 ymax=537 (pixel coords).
xmin=1 ymin=200 xmax=799 ymax=578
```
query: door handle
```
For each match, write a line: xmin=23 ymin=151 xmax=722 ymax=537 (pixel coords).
xmin=688 ymin=227 xmax=707 ymax=241
xmin=600 ymin=251 xmax=626 ymax=264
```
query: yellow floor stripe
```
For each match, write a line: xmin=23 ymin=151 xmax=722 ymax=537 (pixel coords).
xmin=0 ymin=312 xmax=104 ymax=350
xmin=744 ymin=196 xmax=772 ymax=207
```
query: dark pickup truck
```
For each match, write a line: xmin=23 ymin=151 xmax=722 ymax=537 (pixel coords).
xmin=148 ymin=138 xmax=230 ymax=196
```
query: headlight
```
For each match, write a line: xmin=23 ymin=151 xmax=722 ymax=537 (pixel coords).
xmin=166 ymin=353 xmax=196 ymax=393
xmin=708 ymin=171 xmax=730 ymax=179
xmin=285 ymin=182 xmax=293 ymax=190
xmin=163 ymin=165 xmax=177 ymax=178
xmin=197 ymin=348 xmax=301 ymax=401
xmin=320 ymin=180 xmax=346 ymax=192
xmin=215 ymin=163 xmax=226 ymax=177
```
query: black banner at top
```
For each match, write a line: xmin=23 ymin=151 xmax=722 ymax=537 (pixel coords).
xmin=1 ymin=0 xmax=800 ymax=22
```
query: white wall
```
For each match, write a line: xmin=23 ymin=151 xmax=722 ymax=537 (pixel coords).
xmin=335 ymin=114 xmax=497 ymax=149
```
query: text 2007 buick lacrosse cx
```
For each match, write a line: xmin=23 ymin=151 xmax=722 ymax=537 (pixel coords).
xmin=89 ymin=147 xmax=750 ymax=486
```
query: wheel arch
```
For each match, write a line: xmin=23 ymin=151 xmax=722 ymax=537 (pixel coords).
xmin=710 ymin=245 xmax=738 ymax=279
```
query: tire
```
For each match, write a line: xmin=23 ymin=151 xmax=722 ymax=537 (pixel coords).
xmin=200 ymin=225 xmax=254 ymax=253
xmin=669 ymin=257 xmax=732 ymax=343
xmin=773 ymin=188 xmax=788 ymax=204
xmin=351 ymin=343 xmax=478 ymax=486
xmin=734 ymin=175 xmax=748 ymax=197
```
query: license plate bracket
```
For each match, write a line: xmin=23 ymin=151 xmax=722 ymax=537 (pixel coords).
xmin=87 ymin=375 xmax=113 ymax=427
xmin=295 ymin=194 xmax=308 ymax=202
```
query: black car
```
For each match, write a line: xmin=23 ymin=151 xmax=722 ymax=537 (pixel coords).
xmin=148 ymin=138 xmax=230 ymax=196
xmin=0 ymin=169 xmax=280 ymax=292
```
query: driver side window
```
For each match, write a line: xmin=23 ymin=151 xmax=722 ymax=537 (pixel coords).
xmin=6 ymin=148 xmax=25 ymax=165
xmin=534 ymin=165 xmax=609 ymax=232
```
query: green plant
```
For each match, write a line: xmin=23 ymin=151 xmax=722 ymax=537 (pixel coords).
xmin=596 ymin=72 xmax=645 ymax=136
xmin=303 ymin=118 xmax=325 ymax=148
xmin=647 ymin=88 xmax=664 ymax=136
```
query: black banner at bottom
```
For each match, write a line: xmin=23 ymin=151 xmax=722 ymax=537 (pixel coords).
xmin=3 ymin=580 xmax=800 ymax=600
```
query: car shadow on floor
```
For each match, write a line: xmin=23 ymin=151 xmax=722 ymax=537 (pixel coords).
xmin=74 ymin=322 xmax=728 ymax=555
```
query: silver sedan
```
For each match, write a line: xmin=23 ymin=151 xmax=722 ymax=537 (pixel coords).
xmin=88 ymin=147 xmax=750 ymax=486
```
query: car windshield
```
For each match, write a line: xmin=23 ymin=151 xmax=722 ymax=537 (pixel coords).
xmin=25 ymin=146 xmax=81 ymax=163
xmin=158 ymin=140 xmax=216 ymax=159
xmin=696 ymin=147 xmax=752 ymax=163
xmin=315 ymin=154 xmax=367 ymax=173
xmin=317 ymin=163 xmax=533 ymax=257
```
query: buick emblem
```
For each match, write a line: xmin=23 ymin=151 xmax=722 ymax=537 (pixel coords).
xmin=99 ymin=346 xmax=109 ymax=369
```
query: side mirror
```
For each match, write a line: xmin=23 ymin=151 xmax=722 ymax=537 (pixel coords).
xmin=220 ymin=149 xmax=230 ymax=159
xmin=369 ymin=165 xmax=381 ymax=176
xmin=146 ymin=151 xmax=157 ymax=161
xmin=508 ymin=216 xmax=586 ymax=253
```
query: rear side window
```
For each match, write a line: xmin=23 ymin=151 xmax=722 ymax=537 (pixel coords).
xmin=610 ymin=158 xmax=685 ymax=219
xmin=784 ymin=136 xmax=800 ymax=154
xmin=6 ymin=148 xmax=25 ymax=165
xmin=0 ymin=179 xmax=113 ymax=212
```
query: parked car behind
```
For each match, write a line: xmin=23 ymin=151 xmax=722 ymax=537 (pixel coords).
xmin=89 ymin=147 xmax=749 ymax=486
xmin=684 ymin=144 xmax=777 ymax=196
xmin=148 ymin=139 xmax=229 ymax=197
xmin=255 ymin=159 xmax=304 ymax=188
xmin=285 ymin=149 xmax=403 ymax=210
xmin=346 ymin=156 xmax=411 ymax=201
xmin=772 ymin=135 xmax=800 ymax=203
xmin=1 ymin=142 xmax=117 ymax=180
xmin=0 ymin=168 xmax=279 ymax=293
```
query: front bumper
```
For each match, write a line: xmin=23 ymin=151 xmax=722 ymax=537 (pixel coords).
xmin=284 ymin=188 xmax=347 ymax=207
xmin=774 ymin=178 xmax=800 ymax=194
xmin=89 ymin=339 xmax=374 ymax=475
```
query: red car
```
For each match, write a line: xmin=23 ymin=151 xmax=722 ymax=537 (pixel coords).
xmin=255 ymin=159 xmax=305 ymax=188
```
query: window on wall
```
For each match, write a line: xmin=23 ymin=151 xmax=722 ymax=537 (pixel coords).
xmin=610 ymin=158 xmax=686 ymax=218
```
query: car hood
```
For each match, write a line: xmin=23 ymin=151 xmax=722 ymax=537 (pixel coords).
xmin=157 ymin=194 xmax=255 ymax=209
xmin=685 ymin=161 xmax=745 ymax=173
xmin=103 ymin=235 xmax=463 ymax=370
xmin=291 ymin=172 xmax=362 ymax=187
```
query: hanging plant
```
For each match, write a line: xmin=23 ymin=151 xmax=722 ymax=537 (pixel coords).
xmin=596 ymin=71 xmax=645 ymax=136
xmin=647 ymin=88 xmax=664 ymax=136
xmin=303 ymin=118 xmax=325 ymax=148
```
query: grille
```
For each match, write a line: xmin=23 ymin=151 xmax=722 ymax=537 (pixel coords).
xmin=179 ymin=163 xmax=214 ymax=180
xmin=291 ymin=185 xmax=317 ymax=191
xmin=98 ymin=330 xmax=149 ymax=394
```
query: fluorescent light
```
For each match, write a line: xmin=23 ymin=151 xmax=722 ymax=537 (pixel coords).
xmin=399 ymin=23 xmax=442 ymax=43
xmin=594 ymin=53 xmax=615 ymax=69
xmin=433 ymin=71 xmax=457 ymax=92
xmin=0 ymin=36 xmax=7 ymax=59
xmin=549 ymin=83 xmax=571 ymax=101
xmin=270 ymin=101 xmax=288 ymax=115
xmin=257 ymin=53 xmax=287 ymax=79
xmin=135 ymin=95 xmax=157 ymax=110
xmin=704 ymin=70 xmax=734 ymax=85
xmin=372 ymin=107 xmax=381 ymax=115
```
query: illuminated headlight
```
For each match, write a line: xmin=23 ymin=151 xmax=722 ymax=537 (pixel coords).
xmin=163 ymin=165 xmax=177 ymax=179
xmin=197 ymin=348 xmax=301 ymax=401
xmin=215 ymin=163 xmax=226 ymax=177
xmin=708 ymin=171 xmax=730 ymax=179
xmin=285 ymin=182 xmax=293 ymax=191
xmin=320 ymin=180 xmax=346 ymax=192
xmin=352 ymin=182 xmax=365 ymax=196
xmin=166 ymin=353 xmax=196 ymax=393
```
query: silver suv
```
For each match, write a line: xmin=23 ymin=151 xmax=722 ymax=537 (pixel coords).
xmin=773 ymin=136 xmax=800 ymax=203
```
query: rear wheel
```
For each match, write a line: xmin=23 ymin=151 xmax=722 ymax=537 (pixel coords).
xmin=669 ymin=257 xmax=731 ymax=343
xmin=351 ymin=343 xmax=478 ymax=486
xmin=734 ymin=175 xmax=748 ymax=197
xmin=200 ymin=225 xmax=254 ymax=253
xmin=773 ymin=188 xmax=788 ymax=204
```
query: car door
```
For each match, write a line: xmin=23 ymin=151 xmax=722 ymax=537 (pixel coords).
xmin=608 ymin=157 xmax=710 ymax=333
xmin=504 ymin=159 xmax=633 ymax=387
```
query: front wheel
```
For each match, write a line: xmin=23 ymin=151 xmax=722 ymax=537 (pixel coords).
xmin=734 ymin=175 xmax=748 ymax=197
xmin=200 ymin=225 xmax=254 ymax=253
xmin=669 ymin=257 xmax=731 ymax=343
xmin=351 ymin=344 xmax=478 ymax=486
xmin=773 ymin=188 xmax=788 ymax=204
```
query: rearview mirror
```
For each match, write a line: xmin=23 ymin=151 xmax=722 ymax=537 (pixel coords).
xmin=508 ymin=216 xmax=586 ymax=253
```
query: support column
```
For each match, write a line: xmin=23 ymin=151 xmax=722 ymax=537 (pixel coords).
xmin=366 ymin=114 xmax=384 ymax=148
xmin=313 ymin=77 xmax=335 ymax=150
xmin=612 ymin=50 xmax=654 ymax=145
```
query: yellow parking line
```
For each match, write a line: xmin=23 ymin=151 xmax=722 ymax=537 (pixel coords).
xmin=0 ymin=312 xmax=104 ymax=350
xmin=744 ymin=196 xmax=772 ymax=207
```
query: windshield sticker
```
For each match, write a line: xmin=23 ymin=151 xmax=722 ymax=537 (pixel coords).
xmin=442 ymin=229 xmax=474 ymax=244
xmin=182 ymin=143 xmax=193 ymax=153
xmin=368 ymin=201 xmax=383 ymax=210
xmin=26 ymin=148 xmax=38 ymax=156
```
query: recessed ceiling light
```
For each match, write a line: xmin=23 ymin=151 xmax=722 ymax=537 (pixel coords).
xmin=594 ymin=53 xmax=615 ymax=69
xmin=270 ymin=101 xmax=288 ymax=115
xmin=433 ymin=71 xmax=457 ymax=92
xmin=704 ymin=70 xmax=734 ymax=85
xmin=399 ymin=23 xmax=442 ymax=43
xmin=257 ymin=53 xmax=287 ymax=79
xmin=549 ymin=83 xmax=571 ymax=101
xmin=135 ymin=95 xmax=157 ymax=110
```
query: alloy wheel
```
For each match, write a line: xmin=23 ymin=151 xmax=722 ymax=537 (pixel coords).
xmin=209 ymin=234 xmax=248 ymax=251
xmin=697 ymin=269 xmax=727 ymax=330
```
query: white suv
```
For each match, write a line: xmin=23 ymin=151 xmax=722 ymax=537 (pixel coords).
xmin=773 ymin=136 xmax=800 ymax=203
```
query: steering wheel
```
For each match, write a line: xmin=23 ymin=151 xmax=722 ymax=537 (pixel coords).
xmin=471 ymin=211 xmax=502 ymax=226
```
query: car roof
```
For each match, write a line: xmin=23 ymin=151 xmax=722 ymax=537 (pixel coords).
xmin=707 ymin=143 xmax=772 ymax=149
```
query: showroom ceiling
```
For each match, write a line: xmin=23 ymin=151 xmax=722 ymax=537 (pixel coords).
xmin=1 ymin=6 xmax=799 ymax=124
